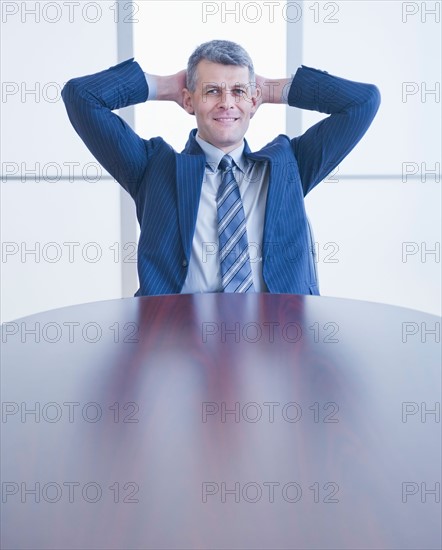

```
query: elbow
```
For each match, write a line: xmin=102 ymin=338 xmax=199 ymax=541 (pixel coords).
xmin=365 ymin=83 xmax=381 ymax=117
xmin=61 ymin=78 xmax=83 ymax=107
xmin=61 ymin=79 xmax=75 ymax=106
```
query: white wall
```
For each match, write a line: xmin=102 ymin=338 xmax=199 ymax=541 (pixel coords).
xmin=1 ymin=1 xmax=123 ymax=322
xmin=300 ymin=1 xmax=441 ymax=315
xmin=1 ymin=0 xmax=440 ymax=320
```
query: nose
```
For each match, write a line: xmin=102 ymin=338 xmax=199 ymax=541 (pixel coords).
xmin=218 ymin=89 xmax=236 ymax=109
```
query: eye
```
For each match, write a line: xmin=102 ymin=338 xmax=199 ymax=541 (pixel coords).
xmin=232 ymin=88 xmax=246 ymax=96
xmin=206 ymin=88 xmax=220 ymax=95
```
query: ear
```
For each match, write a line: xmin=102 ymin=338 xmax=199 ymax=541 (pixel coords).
xmin=182 ymin=88 xmax=195 ymax=115
xmin=249 ymin=86 xmax=261 ymax=119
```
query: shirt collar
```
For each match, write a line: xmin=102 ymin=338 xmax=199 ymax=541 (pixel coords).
xmin=195 ymin=134 xmax=248 ymax=174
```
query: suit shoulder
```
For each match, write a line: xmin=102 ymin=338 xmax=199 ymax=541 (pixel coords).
xmin=142 ymin=135 xmax=176 ymax=156
xmin=254 ymin=134 xmax=292 ymax=157
xmin=256 ymin=134 xmax=290 ymax=150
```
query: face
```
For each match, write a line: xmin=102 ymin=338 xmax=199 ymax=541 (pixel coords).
xmin=183 ymin=60 xmax=260 ymax=153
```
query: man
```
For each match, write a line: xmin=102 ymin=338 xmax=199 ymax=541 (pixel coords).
xmin=61 ymin=40 xmax=380 ymax=296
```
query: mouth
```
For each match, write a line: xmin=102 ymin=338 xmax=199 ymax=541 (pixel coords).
xmin=213 ymin=117 xmax=239 ymax=124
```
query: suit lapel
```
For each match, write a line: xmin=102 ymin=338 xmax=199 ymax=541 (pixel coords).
xmin=245 ymin=144 xmax=287 ymax=245
xmin=175 ymin=131 xmax=206 ymax=257
xmin=263 ymin=160 xmax=285 ymax=244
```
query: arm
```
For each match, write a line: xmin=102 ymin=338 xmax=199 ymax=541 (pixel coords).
xmin=256 ymin=67 xmax=381 ymax=196
xmin=62 ymin=60 xmax=189 ymax=199
xmin=290 ymin=66 xmax=381 ymax=196
xmin=62 ymin=58 xmax=150 ymax=199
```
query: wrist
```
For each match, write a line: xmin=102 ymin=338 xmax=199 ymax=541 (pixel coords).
xmin=256 ymin=76 xmax=293 ymax=104
xmin=144 ymin=73 xmax=157 ymax=100
xmin=147 ymin=74 xmax=180 ymax=102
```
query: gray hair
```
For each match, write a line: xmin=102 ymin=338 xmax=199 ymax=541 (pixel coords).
xmin=186 ymin=40 xmax=255 ymax=92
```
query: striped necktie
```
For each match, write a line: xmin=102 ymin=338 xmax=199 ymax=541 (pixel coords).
xmin=216 ymin=154 xmax=254 ymax=293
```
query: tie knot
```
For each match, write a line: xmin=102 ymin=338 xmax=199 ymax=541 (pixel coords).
xmin=219 ymin=155 xmax=234 ymax=172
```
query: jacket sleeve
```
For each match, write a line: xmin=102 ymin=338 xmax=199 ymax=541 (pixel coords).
xmin=288 ymin=65 xmax=381 ymax=196
xmin=61 ymin=58 xmax=149 ymax=199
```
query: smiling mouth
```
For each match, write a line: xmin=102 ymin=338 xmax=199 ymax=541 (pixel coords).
xmin=213 ymin=117 xmax=239 ymax=123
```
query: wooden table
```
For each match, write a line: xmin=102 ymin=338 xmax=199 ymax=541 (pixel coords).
xmin=1 ymin=294 xmax=441 ymax=549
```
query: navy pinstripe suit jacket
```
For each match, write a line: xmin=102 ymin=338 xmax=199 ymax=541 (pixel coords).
xmin=62 ymin=58 xmax=380 ymax=296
